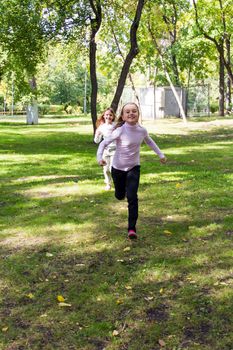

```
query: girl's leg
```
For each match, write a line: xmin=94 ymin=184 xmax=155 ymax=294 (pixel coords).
xmin=111 ymin=167 xmax=126 ymax=200
xmin=103 ymin=155 xmax=111 ymax=188
xmin=126 ymin=166 xmax=140 ymax=232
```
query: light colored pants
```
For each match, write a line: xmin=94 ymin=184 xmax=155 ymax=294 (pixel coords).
xmin=103 ymin=149 xmax=114 ymax=186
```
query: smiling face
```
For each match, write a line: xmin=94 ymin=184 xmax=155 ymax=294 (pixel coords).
xmin=103 ymin=110 xmax=115 ymax=124
xmin=122 ymin=103 xmax=139 ymax=125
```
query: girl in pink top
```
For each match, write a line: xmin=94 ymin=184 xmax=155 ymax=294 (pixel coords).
xmin=97 ymin=102 xmax=166 ymax=239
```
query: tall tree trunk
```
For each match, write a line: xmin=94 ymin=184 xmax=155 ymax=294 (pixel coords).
xmin=162 ymin=3 xmax=180 ymax=86
xmin=148 ymin=25 xmax=187 ymax=123
xmin=219 ymin=49 xmax=225 ymax=116
xmin=111 ymin=0 xmax=145 ymax=112
xmin=110 ymin=23 xmax=142 ymax=122
xmin=226 ymin=37 xmax=231 ymax=112
xmin=161 ymin=56 xmax=187 ymax=123
xmin=171 ymin=52 xmax=180 ymax=86
xmin=27 ymin=76 xmax=38 ymax=125
xmin=89 ymin=0 xmax=102 ymax=133
xmin=193 ymin=0 xmax=233 ymax=84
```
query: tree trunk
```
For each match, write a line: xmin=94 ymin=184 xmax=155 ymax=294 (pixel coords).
xmin=171 ymin=52 xmax=180 ymax=86
xmin=111 ymin=0 xmax=145 ymax=112
xmin=89 ymin=0 xmax=102 ymax=133
xmin=226 ymin=37 xmax=231 ymax=112
xmin=89 ymin=35 xmax=98 ymax=131
xmin=219 ymin=46 xmax=225 ymax=116
xmin=162 ymin=59 xmax=187 ymax=123
xmin=193 ymin=0 xmax=233 ymax=84
xmin=27 ymin=76 xmax=38 ymax=125
xmin=110 ymin=24 xmax=142 ymax=122
xmin=148 ymin=24 xmax=187 ymax=123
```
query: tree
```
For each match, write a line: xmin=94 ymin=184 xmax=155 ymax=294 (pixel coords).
xmin=89 ymin=0 xmax=102 ymax=130
xmin=192 ymin=0 xmax=233 ymax=114
xmin=110 ymin=0 xmax=145 ymax=112
xmin=0 ymin=0 xmax=47 ymax=123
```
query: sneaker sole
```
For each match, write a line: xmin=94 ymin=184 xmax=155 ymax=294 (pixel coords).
xmin=128 ymin=232 xmax=138 ymax=240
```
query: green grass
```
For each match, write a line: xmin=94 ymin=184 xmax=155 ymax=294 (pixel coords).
xmin=1 ymin=115 xmax=233 ymax=350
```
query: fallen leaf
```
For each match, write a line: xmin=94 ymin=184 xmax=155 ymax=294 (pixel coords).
xmin=123 ymin=247 xmax=131 ymax=252
xmin=2 ymin=327 xmax=8 ymax=332
xmin=116 ymin=299 xmax=123 ymax=305
xmin=112 ymin=330 xmax=119 ymax=336
xmin=125 ymin=285 xmax=132 ymax=290
xmin=158 ymin=339 xmax=166 ymax=346
xmin=163 ymin=230 xmax=173 ymax=235
xmin=57 ymin=295 xmax=65 ymax=302
xmin=58 ymin=302 xmax=72 ymax=307
xmin=46 ymin=252 xmax=53 ymax=257
xmin=26 ymin=293 xmax=34 ymax=299
xmin=159 ymin=288 xmax=164 ymax=294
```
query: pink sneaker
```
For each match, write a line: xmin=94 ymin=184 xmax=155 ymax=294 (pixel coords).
xmin=128 ymin=230 xmax=137 ymax=240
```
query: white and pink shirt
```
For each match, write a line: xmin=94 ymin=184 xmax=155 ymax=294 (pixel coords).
xmin=97 ymin=122 xmax=165 ymax=171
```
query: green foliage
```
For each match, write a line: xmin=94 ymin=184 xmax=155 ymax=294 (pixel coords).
xmin=0 ymin=0 xmax=232 ymax=113
xmin=0 ymin=0 xmax=46 ymax=75
xmin=36 ymin=44 xmax=90 ymax=111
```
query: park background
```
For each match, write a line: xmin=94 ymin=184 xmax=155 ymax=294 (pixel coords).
xmin=1 ymin=1 xmax=233 ymax=349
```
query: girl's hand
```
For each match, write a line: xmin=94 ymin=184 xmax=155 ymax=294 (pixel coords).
xmin=99 ymin=159 xmax=107 ymax=166
xmin=160 ymin=157 xmax=167 ymax=164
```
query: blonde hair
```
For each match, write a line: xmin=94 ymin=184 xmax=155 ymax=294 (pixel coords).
xmin=115 ymin=102 xmax=140 ymax=128
xmin=96 ymin=108 xmax=116 ymax=128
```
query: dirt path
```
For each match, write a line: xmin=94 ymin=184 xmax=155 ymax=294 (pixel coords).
xmin=144 ymin=117 xmax=233 ymax=135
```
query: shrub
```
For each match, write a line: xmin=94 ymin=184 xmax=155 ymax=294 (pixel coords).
xmin=210 ymin=101 xmax=219 ymax=113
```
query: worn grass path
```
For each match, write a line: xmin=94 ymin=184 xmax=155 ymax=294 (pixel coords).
xmin=0 ymin=115 xmax=233 ymax=350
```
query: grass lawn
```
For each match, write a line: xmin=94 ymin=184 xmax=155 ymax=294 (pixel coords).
xmin=0 ymin=114 xmax=233 ymax=350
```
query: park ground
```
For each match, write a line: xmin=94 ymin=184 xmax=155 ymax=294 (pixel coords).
xmin=0 ymin=114 xmax=233 ymax=350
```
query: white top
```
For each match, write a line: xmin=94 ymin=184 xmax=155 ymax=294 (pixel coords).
xmin=94 ymin=123 xmax=116 ymax=153
xmin=97 ymin=122 xmax=165 ymax=171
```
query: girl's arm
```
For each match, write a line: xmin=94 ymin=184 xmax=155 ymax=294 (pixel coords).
xmin=97 ymin=127 xmax=121 ymax=164
xmin=94 ymin=127 xmax=103 ymax=144
xmin=144 ymin=133 xmax=166 ymax=161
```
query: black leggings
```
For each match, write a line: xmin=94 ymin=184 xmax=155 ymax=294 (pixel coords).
xmin=111 ymin=166 xmax=140 ymax=232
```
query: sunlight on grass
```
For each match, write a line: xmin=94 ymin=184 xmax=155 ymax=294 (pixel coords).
xmin=1 ymin=117 xmax=233 ymax=350
xmin=188 ymin=223 xmax=223 ymax=238
xmin=143 ymin=171 xmax=189 ymax=181
xmin=161 ymin=214 xmax=190 ymax=222
xmin=14 ymin=174 xmax=79 ymax=184
xmin=21 ymin=183 xmax=81 ymax=198
xmin=137 ymin=266 xmax=177 ymax=284
xmin=17 ymin=179 xmax=104 ymax=199
xmin=0 ymin=222 xmax=95 ymax=249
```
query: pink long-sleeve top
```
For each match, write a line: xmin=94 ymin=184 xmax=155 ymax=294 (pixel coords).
xmin=97 ymin=122 xmax=165 ymax=171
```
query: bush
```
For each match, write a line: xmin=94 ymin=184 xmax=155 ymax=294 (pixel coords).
xmin=38 ymin=104 xmax=65 ymax=116
xmin=210 ymin=102 xmax=219 ymax=113
xmin=38 ymin=104 xmax=51 ymax=116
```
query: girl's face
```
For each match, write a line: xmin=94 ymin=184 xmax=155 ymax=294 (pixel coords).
xmin=122 ymin=104 xmax=139 ymax=125
xmin=104 ymin=110 xmax=114 ymax=124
